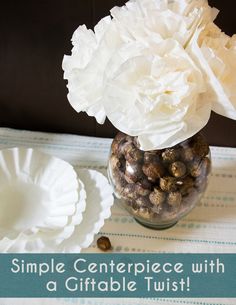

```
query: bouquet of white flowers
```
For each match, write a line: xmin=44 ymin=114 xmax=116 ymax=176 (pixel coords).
xmin=63 ymin=0 xmax=236 ymax=229
xmin=63 ymin=0 xmax=236 ymax=151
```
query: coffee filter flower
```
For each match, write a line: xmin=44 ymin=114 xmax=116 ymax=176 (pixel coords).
xmin=62 ymin=17 xmax=113 ymax=124
xmin=111 ymin=0 xmax=217 ymax=46
xmin=103 ymin=38 xmax=211 ymax=150
xmin=63 ymin=0 xmax=236 ymax=150
xmin=187 ymin=23 xmax=236 ymax=120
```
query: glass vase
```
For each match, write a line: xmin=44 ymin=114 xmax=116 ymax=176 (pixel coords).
xmin=108 ymin=132 xmax=211 ymax=230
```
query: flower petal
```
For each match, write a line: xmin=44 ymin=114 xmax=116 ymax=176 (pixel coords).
xmin=187 ymin=26 xmax=236 ymax=120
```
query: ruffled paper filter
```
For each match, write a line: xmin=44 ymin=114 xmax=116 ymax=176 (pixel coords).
xmin=54 ymin=169 xmax=114 ymax=253
xmin=0 ymin=148 xmax=113 ymax=253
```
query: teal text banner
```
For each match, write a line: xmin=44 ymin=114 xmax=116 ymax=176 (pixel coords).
xmin=0 ymin=254 xmax=235 ymax=298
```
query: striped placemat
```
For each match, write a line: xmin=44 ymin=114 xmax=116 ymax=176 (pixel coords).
xmin=0 ymin=127 xmax=235 ymax=305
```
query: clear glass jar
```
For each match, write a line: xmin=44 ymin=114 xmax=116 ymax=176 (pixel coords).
xmin=108 ymin=132 xmax=211 ymax=230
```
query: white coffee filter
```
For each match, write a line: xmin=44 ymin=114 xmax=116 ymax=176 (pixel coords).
xmin=0 ymin=148 xmax=80 ymax=252
xmin=48 ymin=169 xmax=114 ymax=253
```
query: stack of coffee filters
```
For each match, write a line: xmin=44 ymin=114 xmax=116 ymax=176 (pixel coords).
xmin=0 ymin=148 xmax=114 ymax=253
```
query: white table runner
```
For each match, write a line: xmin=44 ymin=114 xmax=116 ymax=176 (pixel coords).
xmin=0 ymin=128 xmax=235 ymax=305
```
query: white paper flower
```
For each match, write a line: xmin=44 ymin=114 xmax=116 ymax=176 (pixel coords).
xmin=111 ymin=0 xmax=217 ymax=46
xmin=187 ymin=23 xmax=236 ymax=120
xmin=63 ymin=17 xmax=115 ymax=124
xmin=103 ymin=38 xmax=211 ymax=150
xmin=63 ymin=0 xmax=236 ymax=150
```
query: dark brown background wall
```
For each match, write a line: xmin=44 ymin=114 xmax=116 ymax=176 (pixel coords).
xmin=0 ymin=0 xmax=236 ymax=146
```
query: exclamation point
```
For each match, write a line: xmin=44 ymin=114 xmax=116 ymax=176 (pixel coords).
xmin=187 ymin=277 xmax=190 ymax=291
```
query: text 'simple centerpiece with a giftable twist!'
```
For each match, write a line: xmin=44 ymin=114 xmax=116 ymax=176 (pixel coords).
xmin=63 ymin=0 xmax=236 ymax=229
